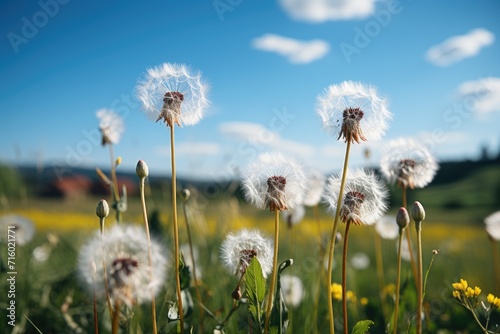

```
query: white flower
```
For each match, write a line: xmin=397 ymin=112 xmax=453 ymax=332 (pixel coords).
xmin=96 ymin=109 xmax=124 ymax=145
xmin=220 ymin=229 xmax=273 ymax=278
xmin=0 ymin=214 xmax=35 ymax=246
xmin=280 ymin=274 xmax=304 ymax=308
xmin=375 ymin=215 xmax=399 ymax=240
xmin=316 ymin=81 xmax=391 ymax=143
xmin=78 ymin=224 xmax=168 ymax=306
xmin=302 ymin=169 xmax=325 ymax=207
xmin=324 ymin=169 xmax=388 ymax=226
xmin=136 ymin=63 xmax=209 ymax=127
xmin=485 ymin=211 xmax=500 ymax=241
xmin=380 ymin=138 xmax=438 ymax=189
xmin=282 ymin=205 xmax=306 ymax=227
xmin=242 ymin=152 xmax=307 ymax=211
xmin=350 ymin=252 xmax=370 ymax=270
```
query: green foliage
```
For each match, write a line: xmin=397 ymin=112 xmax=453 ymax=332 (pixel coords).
xmin=0 ymin=164 xmax=25 ymax=200
xmin=245 ymin=257 xmax=267 ymax=328
xmin=270 ymin=259 xmax=293 ymax=333
xmin=351 ymin=319 xmax=374 ymax=334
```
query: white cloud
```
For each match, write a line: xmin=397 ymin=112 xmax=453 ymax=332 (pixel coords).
xmin=252 ymin=34 xmax=330 ymax=64
xmin=425 ymin=28 xmax=494 ymax=66
xmin=219 ymin=121 xmax=316 ymax=156
xmin=156 ymin=142 xmax=221 ymax=156
xmin=279 ymin=0 xmax=375 ymax=22
xmin=457 ymin=77 xmax=500 ymax=115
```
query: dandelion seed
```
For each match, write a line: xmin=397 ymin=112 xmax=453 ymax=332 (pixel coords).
xmin=375 ymin=215 xmax=399 ymax=240
xmin=316 ymin=81 xmax=391 ymax=143
xmin=136 ymin=63 xmax=209 ymax=127
xmin=280 ymin=275 xmax=304 ymax=308
xmin=380 ymin=138 xmax=438 ymax=189
xmin=220 ymin=229 xmax=273 ymax=278
xmin=324 ymin=169 xmax=388 ymax=226
xmin=97 ymin=109 xmax=124 ymax=145
xmin=0 ymin=214 xmax=35 ymax=246
xmin=242 ymin=152 xmax=307 ymax=212
xmin=78 ymin=224 xmax=168 ymax=306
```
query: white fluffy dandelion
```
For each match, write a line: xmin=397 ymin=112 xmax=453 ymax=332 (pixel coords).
xmin=280 ymin=275 xmax=304 ymax=308
xmin=136 ymin=63 xmax=209 ymax=127
xmin=316 ymin=81 xmax=391 ymax=143
xmin=281 ymin=205 xmax=306 ymax=228
xmin=78 ymin=224 xmax=168 ymax=306
xmin=350 ymin=252 xmax=370 ymax=270
xmin=375 ymin=215 xmax=399 ymax=240
xmin=220 ymin=229 xmax=273 ymax=278
xmin=0 ymin=214 xmax=35 ymax=246
xmin=96 ymin=108 xmax=124 ymax=145
xmin=324 ymin=169 xmax=388 ymax=226
xmin=242 ymin=152 xmax=307 ymax=212
xmin=380 ymin=138 xmax=438 ymax=189
xmin=485 ymin=211 xmax=500 ymax=241
xmin=302 ymin=169 xmax=326 ymax=207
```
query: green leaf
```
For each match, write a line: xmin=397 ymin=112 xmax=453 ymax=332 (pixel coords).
xmin=270 ymin=259 xmax=293 ymax=334
xmin=245 ymin=257 xmax=267 ymax=325
xmin=351 ymin=320 xmax=374 ymax=334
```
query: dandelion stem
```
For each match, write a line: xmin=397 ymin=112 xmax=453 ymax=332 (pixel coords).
xmin=99 ymin=219 xmax=114 ymax=322
xmin=342 ymin=220 xmax=352 ymax=334
xmin=182 ymin=199 xmax=204 ymax=333
xmin=169 ymin=125 xmax=184 ymax=331
xmin=402 ymin=187 xmax=418 ymax=289
xmin=415 ymin=220 xmax=423 ymax=334
xmin=311 ymin=205 xmax=322 ymax=332
xmin=139 ymin=177 xmax=158 ymax=334
xmin=92 ymin=273 xmax=99 ymax=334
xmin=327 ymin=139 xmax=352 ymax=334
xmin=393 ymin=228 xmax=404 ymax=334
xmin=490 ymin=237 xmax=500 ymax=294
xmin=111 ymin=299 xmax=121 ymax=334
xmin=108 ymin=144 xmax=122 ymax=224
xmin=264 ymin=209 xmax=281 ymax=334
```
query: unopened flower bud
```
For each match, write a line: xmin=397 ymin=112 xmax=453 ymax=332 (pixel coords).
xmin=136 ymin=160 xmax=149 ymax=179
xmin=411 ymin=201 xmax=426 ymax=222
xmin=96 ymin=199 xmax=109 ymax=218
xmin=115 ymin=156 xmax=122 ymax=166
xmin=181 ymin=188 xmax=191 ymax=201
xmin=396 ymin=207 xmax=409 ymax=229
xmin=232 ymin=286 xmax=242 ymax=300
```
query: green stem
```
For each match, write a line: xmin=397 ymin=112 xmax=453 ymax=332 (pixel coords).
xmin=402 ymin=187 xmax=418 ymax=290
xmin=108 ymin=144 xmax=122 ymax=224
xmin=374 ymin=230 xmax=388 ymax=323
xmin=170 ymin=125 xmax=184 ymax=331
xmin=264 ymin=209 xmax=280 ymax=334
xmin=93 ymin=275 xmax=99 ymax=334
xmin=342 ymin=221 xmax=352 ymax=334
xmin=327 ymin=139 xmax=352 ymax=334
xmin=311 ymin=204 xmax=322 ymax=333
xmin=490 ymin=238 xmax=500 ymax=294
xmin=416 ymin=221 xmax=423 ymax=334
xmin=99 ymin=219 xmax=114 ymax=322
xmin=183 ymin=200 xmax=204 ymax=333
xmin=393 ymin=229 xmax=404 ymax=334
xmin=111 ymin=299 xmax=121 ymax=334
xmin=139 ymin=177 xmax=158 ymax=334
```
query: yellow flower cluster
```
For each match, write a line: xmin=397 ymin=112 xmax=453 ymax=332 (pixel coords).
xmin=487 ymin=293 xmax=500 ymax=309
xmin=331 ymin=283 xmax=342 ymax=301
xmin=452 ymin=279 xmax=481 ymax=304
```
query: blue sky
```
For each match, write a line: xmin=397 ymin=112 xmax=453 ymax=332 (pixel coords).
xmin=1 ymin=0 xmax=499 ymax=180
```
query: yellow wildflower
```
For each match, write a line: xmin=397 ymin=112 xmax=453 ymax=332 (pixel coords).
xmin=488 ymin=294 xmax=500 ymax=308
xmin=346 ymin=290 xmax=356 ymax=303
xmin=473 ymin=286 xmax=481 ymax=297
xmin=360 ymin=297 xmax=369 ymax=306
xmin=331 ymin=283 xmax=342 ymax=301
xmin=452 ymin=278 xmax=468 ymax=291
xmin=488 ymin=293 xmax=496 ymax=304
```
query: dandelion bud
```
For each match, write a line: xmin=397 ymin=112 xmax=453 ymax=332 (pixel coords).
xmin=181 ymin=188 xmax=191 ymax=201
xmin=411 ymin=201 xmax=426 ymax=222
xmin=136 ymin=160 xmax=149 ymax=179
xmin=115 ymin=156 xmax=122 ymax=166
xmin=432 ymin=249 xmax=439 ymax=255
xmin=96 ymin=199 xmax=109 ymax=218
xmin=396 ymin=207 xmax=409 ymax=229
xmin=232 ymin=286 xmax=242 ymax=300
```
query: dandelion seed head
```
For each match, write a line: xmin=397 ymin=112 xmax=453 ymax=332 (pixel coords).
xmin=316 ymin=81 xmax=391 ymax=143
xmin=485 ymin=211 xmax=500 ymax=240
xmin=242 ymin=152 xmax=307 ymax=211
xmin=220 ymin=229 xmax=273 ymax=278
xmin=375 ymin=215 xmax=399 ymax=240
xmin=280 ymin=275 xmax=304 ymax=308
xmin=0 ymin=214 xmax=35 ymax=246
xmin=302 ymin=169 xmax=325 ymax=207
xmin=324 ymin=169 xmax=388 ymax=226
xmin=136 ymin=63 xmax=209 ymax=127
xmin=380 ymin=138 xmax=438 ymax=189
xmin=78 ymin=224 xmax=168 ymax=306
xmin=96 ymin=109 xmax=124 ymax=145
